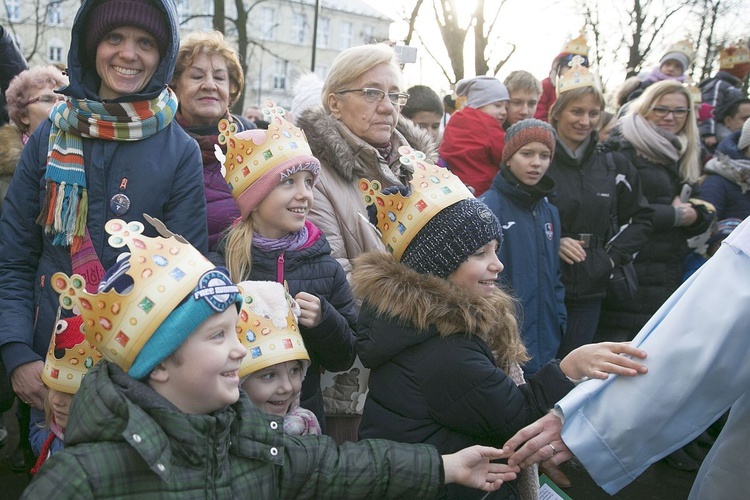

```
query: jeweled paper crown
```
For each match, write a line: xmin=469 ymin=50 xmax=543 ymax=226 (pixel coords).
xmin=41 ymin=312 xmax=103 ymax=394
xmin=218 ymin=99 xmax=314 ymax=202
xmin=560 ymin=27 xmax=589 ymax=57
xmin=236 ymin=281 xmax=309 ymax=377
xmin=719 ymin=41 xmax=750 ymax=69
xmin=557 ymin=55 xmax=599 ymax=94
xmin=359 ymin=146 xmax=473 ymax=261
xmin=664 ymin=39 xmax=697 ymax=64
xmin=51 ymin=218 xmax=215 ymax=372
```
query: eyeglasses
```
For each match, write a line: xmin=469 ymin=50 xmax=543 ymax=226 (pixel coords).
xmin=651 ymin=106 xmax=689 ymax=119
xmin=25 ymin=94 xmax=65 ymax=107
xmin=336 ymin=88 xmax=410 ymax=107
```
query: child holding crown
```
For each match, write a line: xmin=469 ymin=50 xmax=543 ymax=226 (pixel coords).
xmin=23 ymin=215 xmax=521 ymax=497
xmin=218 ymin=100 xmax=356 ymax=432
xmin=29 ymin=314 xmax=102 ymax=474
xmin=354 ymin=147 xmax=649 ymax=499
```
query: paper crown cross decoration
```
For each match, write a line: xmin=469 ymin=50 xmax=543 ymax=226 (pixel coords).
xmin=559 ymin=26 xmax=589 ymax=57
xmin=664 ymin=38 xmax=697 ymax=64
xmin=236 ymin=280 xmax=309 ymax=378
xmin=41 ymin=312 xmax=103 ymax=394
xmin=217 ymin=99 xmax=316 ymax=204
xmin=557 ymin=55 xmax=598 ymax=94
xmin=359 ymin=146 xmax=473 ymax=261
xmin=50 ymin=217 xmax=216 ymax=372
xmin=719 ymin=41 xmax=750 ymax=69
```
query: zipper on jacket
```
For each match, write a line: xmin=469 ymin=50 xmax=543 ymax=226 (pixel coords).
xmin=33 ymin=274 xmax=45 ymax=329
xmin=277 ymin=252 xmax=285 ymax=284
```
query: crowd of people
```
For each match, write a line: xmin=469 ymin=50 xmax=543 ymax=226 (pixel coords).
xmin=1 ymin=0 xmax=749 ymax=498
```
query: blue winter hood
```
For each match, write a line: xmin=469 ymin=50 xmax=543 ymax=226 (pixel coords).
xmin=59 ymin=0 xmax=180 ymax=102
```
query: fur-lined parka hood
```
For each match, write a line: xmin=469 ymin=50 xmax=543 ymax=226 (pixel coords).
xmin=353 ymin=252 xmax=524 ymax=368
xmin=297 ymin=105 xmax=438 ymax=183
xmin=0 ymin=123 xmax=23 ymax=177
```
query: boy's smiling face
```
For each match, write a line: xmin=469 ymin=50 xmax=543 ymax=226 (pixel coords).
xmin=149 ymin=307 xmax=246 ymax=414
xmin=241 ymin=360 xmax=304 ymax=417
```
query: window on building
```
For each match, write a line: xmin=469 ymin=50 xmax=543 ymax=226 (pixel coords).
xmin=260 ymin=7 xmax=276 ymax=41
xmin=291 ymin=13 xmax=306 ymax=44
xmin=340 ymin=21 xmax=353 ymax=50
xmin=6 ymin=0 xmax=20 ymax=21
xmin=315 ymin=65 xmax=328 ymax=82
xmin=361 ymin=25 xmax=375 ymax=44
xmin=48 ymin=1 xmax=62 ymax=25
xmin=48 ymin=40 xmax=64 ymax=63
xmin=175 ymin=0 xmax=189 ymax=26
xmin=272 ymin=59 xmax=288 ymax=90
xmin=316 ymin=17 xmax=329 ymax=48
xmin=204 ymin=0 xmax=214 ymax=29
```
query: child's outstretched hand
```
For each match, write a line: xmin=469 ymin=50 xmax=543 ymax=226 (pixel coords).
xmin=295 ymin=292 xmax=323 ymax=328
xmin=559 ymin=342 xmax=648 ymax=381
xmin=442 ymin=445 xmax=518 ymax=492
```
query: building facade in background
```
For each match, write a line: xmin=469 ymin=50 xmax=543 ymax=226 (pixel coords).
xmin=3 ymin=0 xmax=391 ymax=111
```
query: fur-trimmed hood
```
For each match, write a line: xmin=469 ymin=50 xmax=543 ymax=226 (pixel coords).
xmin=0 ymin=123 xmax=23 ymax=177
xmin=297 ymin=106 xmax=438 ymax=183
xmin=353 ymin=252 xmax=524 ymax=369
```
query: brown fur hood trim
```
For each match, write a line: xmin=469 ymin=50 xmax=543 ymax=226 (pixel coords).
xmin=0 ymin=123 xmax=23 ymax=177
xmin=297 ymin=106 xmax=438 ymax=182
xmin=352 ymin=251 xmax=516 ymax=338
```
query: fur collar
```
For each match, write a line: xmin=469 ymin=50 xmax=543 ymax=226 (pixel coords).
xmin=352 ymin=252 xmax=514 ymax=338
xmin=0 ymin=123 xmax=23 ymax=176
xmin=297 ymin=106 xmax=437 ymax=183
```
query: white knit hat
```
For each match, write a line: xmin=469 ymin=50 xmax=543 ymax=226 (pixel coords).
xmin=739 ymin=118 xmax=750 ymax=152
xmin=290 ymin=73 xmax=324 ymax=123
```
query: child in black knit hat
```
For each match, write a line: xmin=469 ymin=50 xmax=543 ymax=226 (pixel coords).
xmin=354 ymin=146 xmax=649 ymax=499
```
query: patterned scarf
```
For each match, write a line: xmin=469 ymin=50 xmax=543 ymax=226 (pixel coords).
xmin=37 ymin=87 xmax=178 ymax=252
xmin=619 ymin=112 xmax=683 ymax=166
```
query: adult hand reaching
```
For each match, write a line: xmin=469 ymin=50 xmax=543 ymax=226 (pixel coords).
xmin=442 ymin=445 xmax=519 ymax=492
xmin=11 ymin=360 xmax=47 ymax=410
xmin=504 ymin=412 xmax=573 ymax=469
xmin=560 ymin=342 xmax=648 ymax=381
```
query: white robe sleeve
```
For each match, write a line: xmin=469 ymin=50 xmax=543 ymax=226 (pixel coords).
xmin=556 ymin=216 xmax=750 ymax=495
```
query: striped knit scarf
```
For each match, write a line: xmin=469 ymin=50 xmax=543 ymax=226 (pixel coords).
xmin=37 ymin=87 xmax=178 ymax=252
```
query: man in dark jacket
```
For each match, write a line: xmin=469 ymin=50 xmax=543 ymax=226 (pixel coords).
xmin=0 ymin=25 xmax=28 ymax=125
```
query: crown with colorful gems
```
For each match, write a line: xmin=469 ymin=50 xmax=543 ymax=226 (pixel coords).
xmin=41 ymin=312 xmax=103 ymax=394
xmin=557 ymin=55 xmax=599 ymax=94
xmin=218 ymin=99 xmax=314 ymax=201
xmin=236 ymin=281 xmax=309 ymax=378
xmin=560 ymin=26 xmax=589 ymax=57
xmin=719 ymin=41 xmax=750 ymax=69
xmin=359 ymin=146 xmax=473 ymax=261
xmin=51 ymin=218 xmax=215 ymax=372
xmin=664 ymin=38 xmax=697 ymax=65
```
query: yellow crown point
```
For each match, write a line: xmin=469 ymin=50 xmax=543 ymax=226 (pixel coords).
xmin=556 ymin=55 xmax=598 ymax=94
xmin=236 ymin=281 xmax=309 ymax=378
xmin=42 ymin=312 xmax=103 ymax=394
xmin=218 ymin=99 xmax=315 ymax=202
xmin=51 ymin=218 xmax=214 ymax=372
xmin=665 ymin=38 xmax=697 ymax=64
xmin=561 ymin=26 xmax=589 ymax=57
xmin=359 ymin=146 xmax=473 ymax=261
xmin=719 ymin=40 xmax=750 ymax=69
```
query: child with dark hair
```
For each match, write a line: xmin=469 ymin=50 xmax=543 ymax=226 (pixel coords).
xmin=402 ymin=85 xmax=445 ymax=144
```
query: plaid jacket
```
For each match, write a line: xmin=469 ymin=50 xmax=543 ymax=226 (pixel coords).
xmin=23 ymin=361 xmax=443 ymax=499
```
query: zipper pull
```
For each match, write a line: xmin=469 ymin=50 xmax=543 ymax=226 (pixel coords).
xmin=277 ymin=252 xmax=285 ymax=284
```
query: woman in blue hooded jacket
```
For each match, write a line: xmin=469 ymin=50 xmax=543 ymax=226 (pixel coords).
xmin=0 ymin=0 xmax=206 ymax=415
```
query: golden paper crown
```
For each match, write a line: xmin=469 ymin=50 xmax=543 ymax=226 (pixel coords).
xmin=557 ymin=55 xmax=598 ymax=94
xmin=42 ymin=312 xmax=103 ymax=394
xmin=236 ymin=281 xmax=309 ymax=377
xmin=560 ymin=26 xmax=589 ymax=57
xmin=663 ymin=39 xmax=696 ymax=64
xmin=218 ymin=99 xmax=315 ymax=201
xmin=719 ymin=41 xmax=750 ymax=69
xmin=685 ymin=79 xmax=701 ymax=103
xmin=359 ymin=146 xmax=473 ymax=261
xmin=51 ymin=217 xmax=214 ymax=372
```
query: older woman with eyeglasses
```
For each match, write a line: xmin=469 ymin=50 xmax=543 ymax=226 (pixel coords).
xmin=598 ymin=80 xmax=714 ymax=344
xmin=1 ymin=66 xmax=68 ymax=213
xmin=297 ymin=44 xmax=436 ymax=281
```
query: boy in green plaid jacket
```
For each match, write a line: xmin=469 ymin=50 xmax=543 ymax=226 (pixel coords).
xmin=23 ymin=218 xmax=514 ymax=499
